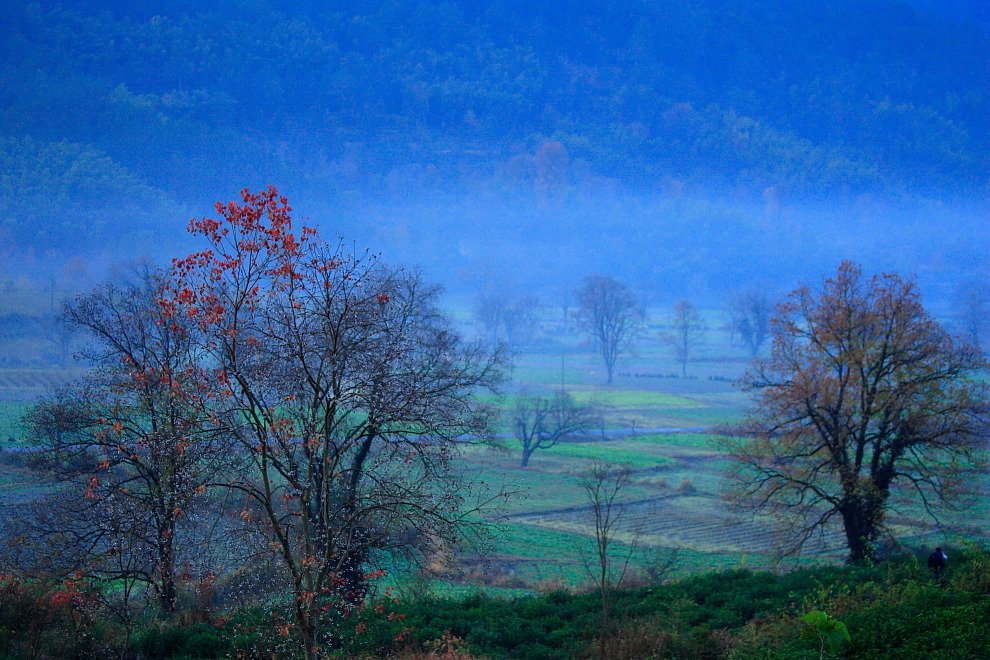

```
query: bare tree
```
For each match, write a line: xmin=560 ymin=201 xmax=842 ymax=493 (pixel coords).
xmin=46 ymin=315 xmax=76 ymax=368
xmin=474 ymin=275 xmax=544 ymax=346
xmin=550 ymin=285 xmax=572 ymax=322
xmin=731 ymin=290 xmax=773 ymax=357
xmin=474 ymin=287 xmax=512 ymax=344
xmin=165 ymin=188 xmax=507 ymax=659
xmin=513 ymin=391 xmax=602 ymax=467
xmin=503 ymin=294 xmax=545 ymax=346
xmin=723 ymin=262 xmax=990 ymax=563
xmin=19 ymin=273 xmax=230 ymax=614
xmin=574 ymin=276 xmax=643 ymax=385
xmin=579 ymin=461 xmax=635 ymax=660
xmin=957 ymin=279 xmax=989 ymax=352
xmin=664 ymin=298 xmax=705 ymax=377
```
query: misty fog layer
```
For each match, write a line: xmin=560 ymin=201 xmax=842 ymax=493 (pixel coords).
xmin=0 ymin=0 xmax=986 ymax=310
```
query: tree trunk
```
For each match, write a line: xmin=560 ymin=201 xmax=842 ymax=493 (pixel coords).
xmin=290 ymin=578 xmax=319 ymax=660
xmin=157 ymin=526 xmax=177 ymax=613
xmin=598 ymin=570 xmax=610 ymax=660
xmin=158 ymin=576 xmax=177 ymax=614
xmin=845 ymin=529 xmax=871 ymax=563
xmin=841 ymin=501 xmax=881 ymax=563
xmin=298 ymin=610 xmax=317 ymax=660
xmin=338 ymin=544 xmax=369 ymax=604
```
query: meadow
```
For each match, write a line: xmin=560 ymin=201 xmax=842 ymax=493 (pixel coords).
xmin=0 ymin=302 xmax=984 ymax=596
xmin=445 ymin=307 xmax=989 ymax=592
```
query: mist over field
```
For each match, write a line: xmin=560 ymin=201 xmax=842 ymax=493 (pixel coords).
xmin=0 ymin=0 xmax=987 ymax=321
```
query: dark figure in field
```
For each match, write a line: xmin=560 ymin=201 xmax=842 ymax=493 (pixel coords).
xmin=928 ymin=547 xmax=947 ymax=579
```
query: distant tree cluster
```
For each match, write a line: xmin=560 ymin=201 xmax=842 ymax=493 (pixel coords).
xmin=727 ymin=290 xmax=773 ymax=357
xmin=472 ymin=276 xmax=544 ymax=346
xmin=488 ymin=273 xmax=772 ymax=420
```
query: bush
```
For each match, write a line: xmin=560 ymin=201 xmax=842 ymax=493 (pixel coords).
xmin=0 ymin=572 xmax=110 ymax=659
xmin=133 ymin=623 xmax=226 ymax=659
xmin=8 ymin=550 xmax=990 ymax=659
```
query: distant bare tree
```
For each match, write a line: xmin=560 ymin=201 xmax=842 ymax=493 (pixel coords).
xmin=958 ymin=279 xmax=989 ymax=352
xmin=46 ymin=314 xmax=76 ymax=367
xmin=664 ymin=299 xmax=705 ymax=377
xmin=579 ymin=461 xmax=635 ymax=660
xmin=550 ymin=285 xmax=572 ymax=322
xmin=734 ymin=290 xmax=773 ymax=357
xmin=513 ymin=391 xmax=602 ymax=467
xmin=474 ymin=277 xmax=544 ymax=346
xmin=504 ymin=294 xmax=544 ymax=346
xmin=574 ymin=276 xmax=643 ymax=384
xmin=724 ymin=299 xmax=743 ymax=348
xmin=474 ymin=287 xmax=512 ymax=343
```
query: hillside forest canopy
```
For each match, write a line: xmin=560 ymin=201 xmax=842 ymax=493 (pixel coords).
xmin=0 ymin=0 xmax=987 ymax=307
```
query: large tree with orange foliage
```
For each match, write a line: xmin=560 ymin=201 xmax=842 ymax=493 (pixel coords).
xmin=724 ymin=261 xmax=989 ymax=563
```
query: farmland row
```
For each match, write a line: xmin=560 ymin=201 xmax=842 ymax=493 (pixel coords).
xmin=0 ymin=368 xmax=77 ymax=390
xmin=510 ymin=496 xmax=850 ymax=559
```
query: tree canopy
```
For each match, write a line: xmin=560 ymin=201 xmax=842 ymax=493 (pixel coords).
xmin=574 ymin=276 xmax=642 ymax=385
xmin=162 ymin=187 xmax=507 ymax=658
xmin=724 ymin=261 xmax=990 ymax=563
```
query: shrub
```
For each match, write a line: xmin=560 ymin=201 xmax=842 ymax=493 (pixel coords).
xmin=133 ymin=623 xmax=225 ymax=659
xmin=0 ymin=572 xmax=109 ymax=659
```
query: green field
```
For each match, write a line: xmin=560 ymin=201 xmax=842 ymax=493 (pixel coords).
xmin=0 ymin=401 xmax=28 ymax=444
xmin=441 ymin=309 xmax=990 ymax=589
xmin=1 ymin=304 xmax=985 ymax=592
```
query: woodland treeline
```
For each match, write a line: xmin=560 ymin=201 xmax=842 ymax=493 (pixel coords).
xmin=3 ymin=0 xmax=990 ymax=257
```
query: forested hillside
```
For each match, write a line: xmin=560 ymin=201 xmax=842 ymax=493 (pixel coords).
xmin=2 ymin=0 xmax=988 ymax=271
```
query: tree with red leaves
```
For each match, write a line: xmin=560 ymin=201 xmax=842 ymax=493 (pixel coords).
xmin=165 ymin=187 xmax=507 ymax=659
xmin=21 ymin=267 xmax=229 ymax=617
xmin=724 ymin=261 xmax=989 ymax=563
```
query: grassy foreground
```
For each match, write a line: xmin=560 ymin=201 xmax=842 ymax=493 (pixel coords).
xmin=4 ymin=550 xmax=990 ymax=659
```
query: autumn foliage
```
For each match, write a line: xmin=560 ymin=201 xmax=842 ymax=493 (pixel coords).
xmin=161 ymin=187 xmax=506 ymax=659
xmin=724 ymin=261 xmax=989 ymax=562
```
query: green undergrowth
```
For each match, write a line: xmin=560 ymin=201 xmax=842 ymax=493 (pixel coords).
xmin=5 ymin=550 xmax=990 ymax=658
xmin=351 ymin=551 xmax=990 ymax=659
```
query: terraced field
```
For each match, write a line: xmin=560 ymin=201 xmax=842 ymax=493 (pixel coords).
xmin=463 ymin=416 xmax=984 ymax=583
xmin=2 ymin=310 xmax=984 ymax=591
xmin=511 ymin=496 xmax=846 ymax=558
